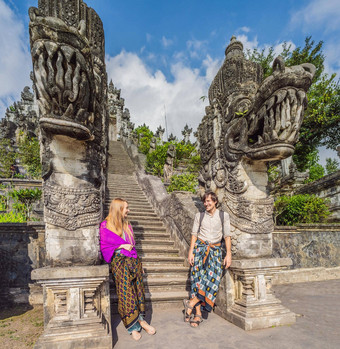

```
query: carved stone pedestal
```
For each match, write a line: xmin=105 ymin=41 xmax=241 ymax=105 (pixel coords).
xmin=32 ymin=265 xmax=112 ymax=349
xmin=219 ymin=258 xmax=296 ymax=330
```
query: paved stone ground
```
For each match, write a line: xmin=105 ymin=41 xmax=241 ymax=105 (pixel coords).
xmin=112 ymin=279 xmax=340 ymax=349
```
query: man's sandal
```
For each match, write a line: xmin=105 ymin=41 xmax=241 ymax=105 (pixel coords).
xmin=190 ymin=314 xmax=203 ymax=328
xmin=183 ymin=299 xmax=193 ymax=322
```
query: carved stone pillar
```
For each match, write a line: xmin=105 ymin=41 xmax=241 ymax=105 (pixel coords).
xmin=216 ymin=258 xmax=296 ymax=330
xmin=28 ymin=0 xmax=111 ymax=347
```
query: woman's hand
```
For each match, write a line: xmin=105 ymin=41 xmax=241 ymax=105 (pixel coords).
xmin=188 ymin=251 xmax=195 ymax=266
xmin=121 ymin=244 xmax=133 ymax=251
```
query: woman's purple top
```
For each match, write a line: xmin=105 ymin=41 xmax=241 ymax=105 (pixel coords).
xmin=100 ymin=221 xmax=138 ymax=262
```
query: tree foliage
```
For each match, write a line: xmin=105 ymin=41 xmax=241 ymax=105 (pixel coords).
xmin=17 ymin=133 xmax=42 ymax=178
xmin=274 ymin=194 xmax=330 ymax=225
xmin=247 ymin=36 xmax=340 ymax=170
xmin=325 ymin=158 xmax=339 ymax=175
xmin=0 ymin=139 xmax=17 ymax=178
xmin=135 ymin=124 xmax=154 ymax=155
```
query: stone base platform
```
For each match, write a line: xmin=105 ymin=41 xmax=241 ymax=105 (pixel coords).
xmin=218 ymin=258 xmax=296 ymax=330
xmin=32 ymin=265 xmax=112 ymax=349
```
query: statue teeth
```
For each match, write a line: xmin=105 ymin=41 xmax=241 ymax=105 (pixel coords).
xmin=266 ymin=96 xmax=275 ymax=111
xmin=275 ymin=89 xmax=287 ymax=104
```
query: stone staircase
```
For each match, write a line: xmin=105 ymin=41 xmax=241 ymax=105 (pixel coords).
xmin=105 ymin=141 xmax=189 ymax=308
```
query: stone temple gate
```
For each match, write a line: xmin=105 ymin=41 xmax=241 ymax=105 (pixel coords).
xmin=25 ymin=0 xmax=317 ymax=347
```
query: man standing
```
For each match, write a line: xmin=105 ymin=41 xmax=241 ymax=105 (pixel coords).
xmin=183 ymin=191 xmax=232 ymax=327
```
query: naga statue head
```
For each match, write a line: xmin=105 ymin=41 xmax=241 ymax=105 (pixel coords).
xmin=197 ymin=37 xmax=315 ymax=257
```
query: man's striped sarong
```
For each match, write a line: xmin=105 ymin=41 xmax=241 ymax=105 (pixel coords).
xmin=190 ymin=238 xmax=223 ymax=312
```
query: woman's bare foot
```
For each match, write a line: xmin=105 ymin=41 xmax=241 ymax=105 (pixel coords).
xmin=139 ymin=320 xmax=156 ymax=335
xmin=131 ymin=330 xmax=142 ymax=341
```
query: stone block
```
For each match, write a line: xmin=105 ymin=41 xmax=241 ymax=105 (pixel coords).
xmin=216 ymin=258 xmax=296 ymax=330
xmin=32 ymin=265 xmax=112 ymax=349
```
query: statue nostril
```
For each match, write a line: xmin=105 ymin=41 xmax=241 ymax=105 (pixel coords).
xmin=301 ymin=63 xmax=316 ymax=77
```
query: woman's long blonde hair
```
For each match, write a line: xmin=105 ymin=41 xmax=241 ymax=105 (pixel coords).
xmin=106 ymin=198 xmax=133 ymax=240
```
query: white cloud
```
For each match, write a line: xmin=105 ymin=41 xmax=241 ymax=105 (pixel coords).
xmin=161 ymin=36 xmax=173 ymax=48
xmin=323 ymin=40 xmax=340 ymax=77
xmin=239 ymin=26 xmax=250 ymax=33
xmin=106 ymin=50 xmax=214 ymax=138
xmin=291 ymin=0 xmax=340 ymax=33
xmin=0 ymin=0 xmax=31 ymax=117
xmin=235 ymin=34 xmax=258 ymax=52
xmin=186 ymin=39 xmax=208 ymax=59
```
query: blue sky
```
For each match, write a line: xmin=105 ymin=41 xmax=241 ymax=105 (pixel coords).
xmin=0 ymin=0 xmax=339 ymax=162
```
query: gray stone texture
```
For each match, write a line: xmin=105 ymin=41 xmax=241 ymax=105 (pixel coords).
xmin=0 ymin=222 xmax=45 ymax=306
xmin=273 ymin=226 xmax=340 ymax=268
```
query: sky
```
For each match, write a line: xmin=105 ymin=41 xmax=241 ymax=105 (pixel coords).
xmin=0 ymin=0 xmax=339 ymax=163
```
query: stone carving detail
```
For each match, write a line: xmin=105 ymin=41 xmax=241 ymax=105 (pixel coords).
xmin=107 ymin=80 xmax=125 ymax=141
xmin=156 ymin=125 xmax=165 ymax=143
xmin=182 ymin=124 xmax=193 ymax=144
xmin=197 ymin=36 xmax=315 ymax=257
xmin=0 ymin=85 xmax=39 ymax=143
xmin=44 ymin=183 xmax=101 ymax=230
xmin=164 ymin=144 xmax=176 ymax=183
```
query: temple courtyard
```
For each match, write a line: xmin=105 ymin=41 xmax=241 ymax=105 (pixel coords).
xmin=2 ymin=279 xmax=338 ymax=349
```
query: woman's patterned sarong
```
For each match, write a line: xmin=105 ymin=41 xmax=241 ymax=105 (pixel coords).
xmin=111 ymin=254 xmax=145 ymax=331
xmin=190 ymin=239 xmax=222 ymax=312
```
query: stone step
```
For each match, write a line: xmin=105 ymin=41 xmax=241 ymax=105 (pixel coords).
xmin=132 ymin=226 xmax=167 ymax=232
xmin=129 ymin=221 xmax=164 ymax=228
xmin=143 ymin=265 xmax=190 ymax=277
xmin=134 ymin=232 xmax=170 ymax=239
xmin=110 ymin=277 xmax=189 ymax=293
xmin=128 ymin=212 xmax=158 ymax=218
xmin=111 ymin=290 xmax=189 ymax=310
xmin=136 ymin=247 xmax=179 ymax=256
xmin=141 ymin=256 xmax=185 ymax=265
xmin=137 ymin=239 xmax=174 ymax=247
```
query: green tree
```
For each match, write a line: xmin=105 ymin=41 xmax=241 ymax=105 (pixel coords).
xmin=0 ymin=139 xmax=17 ymax=178
xmin=247 ymin=37 xmax=340 ymax=170
xmin=325 ymin=158 xmax=339 ymax=175
xmin=17 ymin=133 xmax=42 ymax=178
xmin=303 ymin=150 xmax=325 ymax=183
xmin=135 ymin=124 xmax=154 ymax=155
xmin=274 ymin=194 xmax=330 ymax=225
xmin=9 ymin=188 xmax=42 ymax=220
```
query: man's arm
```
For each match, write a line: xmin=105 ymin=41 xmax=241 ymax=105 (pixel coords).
xmin=223 ymin=236 xmax=232 ymax=268
xmin=188 ymin=235 xmax=197 ymax=266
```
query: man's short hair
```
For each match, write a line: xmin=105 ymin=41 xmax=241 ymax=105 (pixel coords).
xmin=202 ymin=191 xmax=218 ymax=204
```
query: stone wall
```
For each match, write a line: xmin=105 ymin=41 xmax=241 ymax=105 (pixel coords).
xmin=296 ymin=170 xmax=340 ymax=222
xmin=0 ymin=222 xmax=45 ymax=305
xmin=273 ymin=225 xmax=340 ymax=268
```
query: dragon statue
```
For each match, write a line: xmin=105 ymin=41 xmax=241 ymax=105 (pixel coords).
xmin=197 ymin=37 xmax=315 ymax=258
xmin=28 ymin=2 xmax=112 ymax=348
xmin=29 ymin=0 xmax=108 ymax=265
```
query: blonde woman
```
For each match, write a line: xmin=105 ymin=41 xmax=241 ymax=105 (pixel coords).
xmin=100 ymin=198 xmax=156 ymax=341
